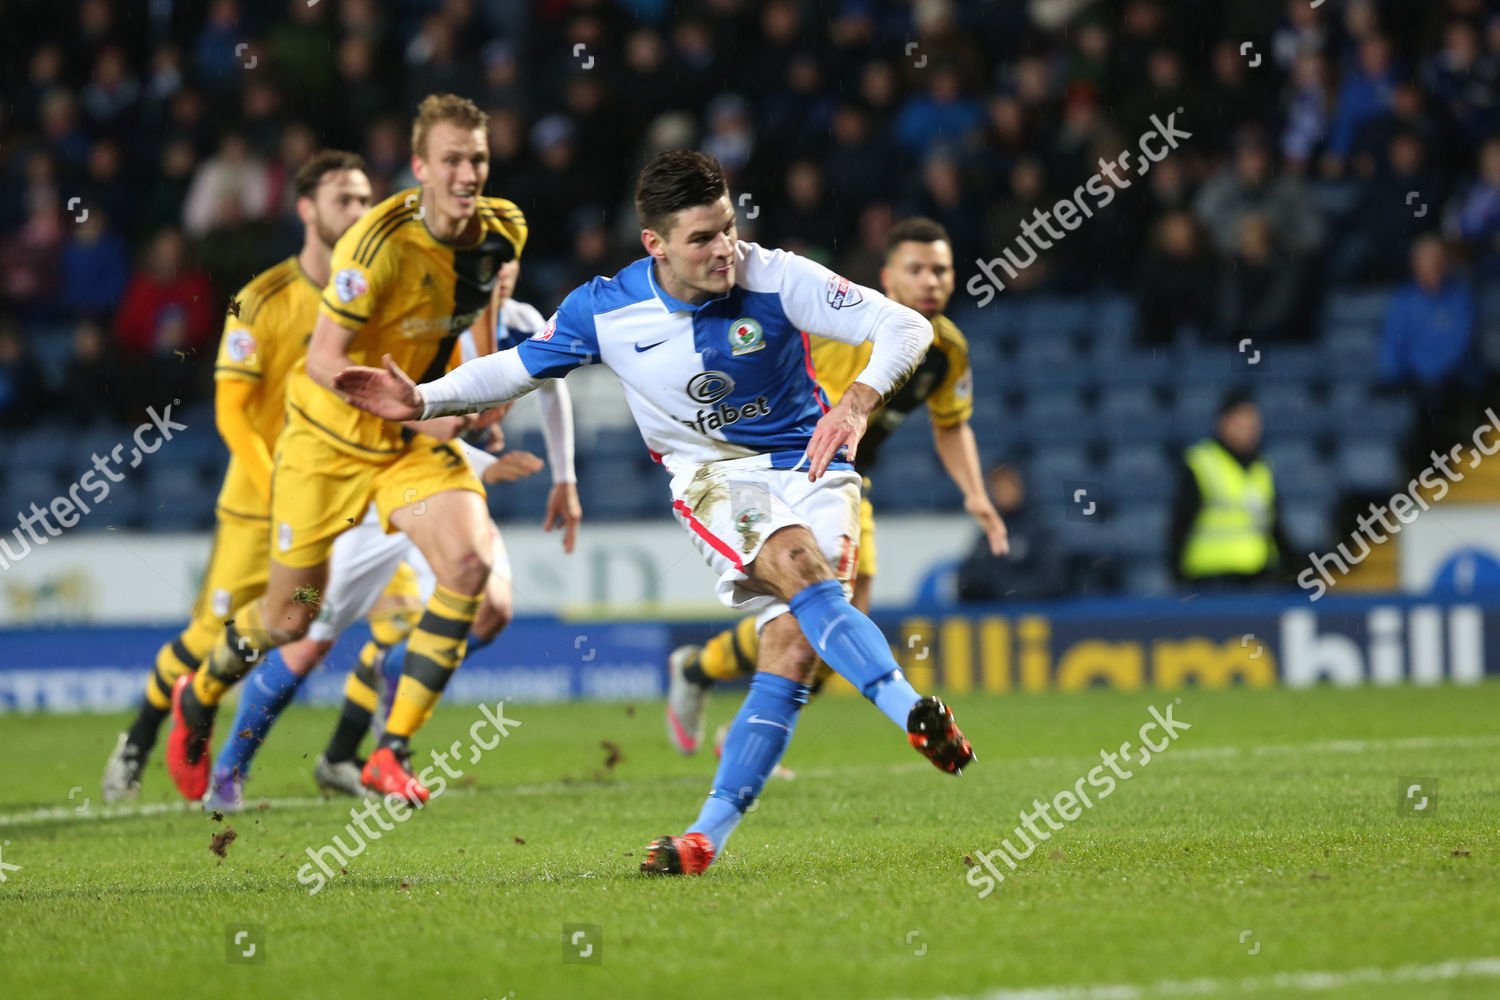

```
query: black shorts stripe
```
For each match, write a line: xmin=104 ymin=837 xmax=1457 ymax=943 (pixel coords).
xmin=214 ymin=366 xmax=262 ymax=379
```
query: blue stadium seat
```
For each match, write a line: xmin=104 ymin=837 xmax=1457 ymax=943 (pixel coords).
xmin=1255 ymin=381 xmax=1322 ymax=439
xmin=1264 ymin=440 xmax=1335 ymax=505
xmin=1123 ymin=560 xmax=1173 ymax=596
xmin=8 ymin=427 xmax=76 ymax=478
xmin=1332 ymin=395 xmax=1413 ymax=441
xmin=1281 ymin=502 xmax=1332 ymax=553
xmin=1107 ymin=445 xmax=1174 ymax=502
xmin=1322 ymin=289 xmax=1393 ymax=329
xmin=1097 ymin=385 xmax=1175 ymax=447
xmin=1336 ymin=440 xmax=1402 ymax=493
xmin=144 ymin=474 xmax=213 ymax=531
xmin=1019 ymin=298 xmax=1093 ymax=339
xmin=1015 ymin=333 xmax=1079 ymax=370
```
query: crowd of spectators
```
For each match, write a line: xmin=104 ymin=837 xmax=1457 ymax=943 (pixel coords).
xmin=0 ymin=0 xmax=1496 ymax=436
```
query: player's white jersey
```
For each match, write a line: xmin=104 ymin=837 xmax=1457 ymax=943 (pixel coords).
xmin=511 ymin=242 xmax=904 ymax=474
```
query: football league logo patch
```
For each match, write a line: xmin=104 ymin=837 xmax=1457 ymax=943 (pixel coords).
xmin=728 ymin=317 xmax=765 ymax=356
xmin=226 ymin=329 xmax=257 ymax=364
xmin=334 ymin=267 xmax=369 ymax=303
xmin=533 ymin=316 xmax=557 ymax=342
xmin=825 ymin=275 xmax=863 ymax=310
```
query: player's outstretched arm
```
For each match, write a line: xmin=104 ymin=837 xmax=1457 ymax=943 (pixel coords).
xmin=332 ymin=354 xmax=425 ymax=421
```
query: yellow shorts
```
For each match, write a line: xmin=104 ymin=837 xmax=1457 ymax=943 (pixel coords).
xmin=182 ymin=506 xmax=272 ymax=650
xmin=271 ymin=419 xmax=485 ymax=569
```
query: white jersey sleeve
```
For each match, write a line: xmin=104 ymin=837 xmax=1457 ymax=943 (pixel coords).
xmin=737 ymin=242 xmax=931 ymax=398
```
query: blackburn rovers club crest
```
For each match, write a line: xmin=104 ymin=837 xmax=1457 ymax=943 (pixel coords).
xmin=729 ymin=317 xmax=765 ymax=356
xmin=736 ymin=507 xmax=767 ymax=554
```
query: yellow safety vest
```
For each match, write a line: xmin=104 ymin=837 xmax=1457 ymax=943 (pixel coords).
xmin=1181 ymin=439 xmax=1276 ymax=577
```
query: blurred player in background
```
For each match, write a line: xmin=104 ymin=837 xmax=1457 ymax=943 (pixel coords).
xmin=662 ymin=217 xmax=1009 ymax=760
xmin=102 ymin=150 xmax=372 ymax=803
xmin=166 ymin=94 xmax=572 ymax=807
xmin=333 ymin=151 xmax=977 ymax=876
xmin=202 ymin=259 xmax=577 ymax=811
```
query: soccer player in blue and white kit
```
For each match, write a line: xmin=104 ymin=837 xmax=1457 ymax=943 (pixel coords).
xmin=333 ymin=151 xmax=975 ymax=875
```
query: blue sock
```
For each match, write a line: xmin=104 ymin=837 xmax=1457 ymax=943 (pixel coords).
xmin=215 ymin=649 xmax=305 ymax=782
xmin=688 ymin=672 xmax=810 ymax=853
xmin=788 ymin=579 xmax=922 ymax=729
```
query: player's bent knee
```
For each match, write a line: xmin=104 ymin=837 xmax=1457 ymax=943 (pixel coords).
xmin=437 ymin=547 xmax=493 ymax=596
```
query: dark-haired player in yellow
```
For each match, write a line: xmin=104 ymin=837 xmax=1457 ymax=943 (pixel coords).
xmin=102 ymin=150 xmax=374 ymax=802
xmin=664 ymin=218 xmax=1010 ymax=757
xmin=166 ymin=94 xmax=570 ymax=805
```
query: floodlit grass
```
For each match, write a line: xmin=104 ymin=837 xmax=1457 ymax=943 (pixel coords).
xmin=2 ymin=683 xmax=1498 ymax=999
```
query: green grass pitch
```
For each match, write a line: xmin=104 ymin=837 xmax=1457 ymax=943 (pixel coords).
xmin=2 ymin=683 xmax=1498 ymax=999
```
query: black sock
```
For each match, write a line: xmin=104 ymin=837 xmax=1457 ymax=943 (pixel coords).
xmin=125 ymin=700 xmax=169 ymax=756
xmin=378 ymin=732 xmax=411 ymax=757
xmin=324 ymin=701 xmax=374 ymax=763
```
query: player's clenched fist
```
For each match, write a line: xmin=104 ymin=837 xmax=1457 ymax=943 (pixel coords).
xmin=333 ymin=354 xmax=424 ymax=420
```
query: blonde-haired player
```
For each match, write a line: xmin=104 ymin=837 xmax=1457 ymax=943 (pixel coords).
xmin=166 ymin=94 xmax=579 ymax=805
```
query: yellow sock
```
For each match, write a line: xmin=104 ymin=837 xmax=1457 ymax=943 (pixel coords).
xmin=385 ymin=585 xmax=481 ymax=738
xmin=146 ymin=634 xmax=202 ymax=709
xmin=342 ymin=662 xmax=379 ymax=713
xmin=193 ymin=600 xmax=273 ymax=707
xmin=699 ymin=615 xmax=760 ymax=682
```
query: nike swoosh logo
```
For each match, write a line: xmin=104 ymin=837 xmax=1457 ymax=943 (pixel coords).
xmin=818 ymin=615 xmax=846 ymax=651
xmin=746 ymin=714 xmax=792 ymax=733
xmin=634 ymin=339 xmax=668 ymax=352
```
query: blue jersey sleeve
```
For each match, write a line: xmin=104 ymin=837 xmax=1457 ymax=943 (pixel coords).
xmin=515 ymin=283 xmax=601 ymax=379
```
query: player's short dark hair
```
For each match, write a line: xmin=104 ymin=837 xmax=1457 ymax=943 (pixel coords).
xmin=634 ymin=150 xmax=729 ymax=235
xmin=294 ymin=150 xmax=367 ymax=199
xmin=885 ymin=217 xmax=951 ymax=257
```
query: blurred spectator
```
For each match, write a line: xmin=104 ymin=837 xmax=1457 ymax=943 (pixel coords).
xmin=266 ymin=0 xmax=337 ymax=106
xmin=114 ymin=229 xmax=215 ymax=361
xmin=1378 ymin=236 xmax=1480 ymax=469
xmin=957 ymin=465 xmax=1065 ymax=603
xmin=1217 ymin=213 xmax=1313 ymax=343
xmin=1280 ymin=51 xmax=1332 ymax=171
xmin=60 ymin=212 xmax=129 ymax=321
xmin=0 ymin=196 xmax=65 ymax=317
xmin=1169 ymin=390 xmax=1296 ymax=591
xmin=1342 ymin=132 xmax=1448 ymax=284
xmin=1324 ymin=34 xmax=1398 ymax=175
xmin=768 ymin=160 xmax=839 ymax=260
xmin=0 ymin=322 xmax=48 ymax=427
xmin=59 ymin=320 xmax=120 ymax=426
xmin=1196 ymin=132 xmax=1325 ymax=259
xmin=194 ymin=0 xmax=244 ymax=93
xmin=81 ymin=46 xmax=140 ymax=140
xmin=140 ymin=140 xmax=199 ymax=238
xmin=1136 ymin=211 xmax=1218 ymax=344
xmin=1422 ymin=18 xmax=1499 ymax=146
xmin=181 ymin=133 xmax=272 ymax=238
xmin=894 ymin=65 xmax=985 ymax=158
xmin=1449 ymin=137 xmax=1500 ymax=278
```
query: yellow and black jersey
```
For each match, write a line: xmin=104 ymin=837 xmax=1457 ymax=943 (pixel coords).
xmin=216 ymin=256 xmax=319 ymax=450
xmin=810 ymin=312 xmax=973 ymax=473
xmin=288 ymin=188 xmax=527 ymax=459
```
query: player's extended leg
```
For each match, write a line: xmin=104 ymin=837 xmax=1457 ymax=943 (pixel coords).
xmin=202 ymin=636 xmax=332 ymax=812
xmin=104 ymin=515 xmax=269 ymax=802
xmin=643 ymin=525 xmax=973 ymax=875
xmin=167 ymin=558 xmax=328 ymax=799
xmin=321 ymin=591 xmax=424 ymax=789
xmin=365 ymin=489 xmax=492 ymax=803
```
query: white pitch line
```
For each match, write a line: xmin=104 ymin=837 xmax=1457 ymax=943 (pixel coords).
xmin=910 ymin=956 xmax=1500 ymax=999
xmin=4 ymin=732 xmax=1498 ymax=829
